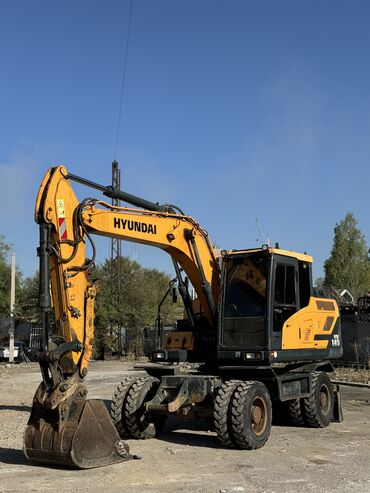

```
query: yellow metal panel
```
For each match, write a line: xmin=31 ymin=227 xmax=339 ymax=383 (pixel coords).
xmin=282 ymin=297 xmax=339 ymax=350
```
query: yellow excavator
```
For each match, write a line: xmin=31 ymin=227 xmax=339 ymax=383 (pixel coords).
xmin=24 ymin=165 xmax=343 ymax=468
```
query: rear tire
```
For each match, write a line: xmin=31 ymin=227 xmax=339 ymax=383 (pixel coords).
xmin=111 ymin=377 xmax=134 ymax=438
xmin=288 ymin=399 xmax=306 ymax=426
xmin=303 ymin=372 xmax=334 ymax=428
xmin=214 ymin=380 xmax=242 ymax=448
xmin=230 ymin=381 xmax=272 ymax=450
xmin=125 ymin=377 xmax=166 ymax=439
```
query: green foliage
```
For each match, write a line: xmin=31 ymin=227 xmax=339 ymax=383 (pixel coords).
xmin=324 ymin=212 xmax=370 ymax=299
xmin=17 ymin=271 xmax=40 ymax=322
xmin=93 ymin=256 xmax=182 ymax=358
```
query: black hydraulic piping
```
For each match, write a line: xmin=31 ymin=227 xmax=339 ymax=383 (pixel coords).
xmin=172 ymin=260 xmax=197 ymax=330
xmin=67 ymin=172 xmax=173 ymax=213
xmin=155 ymin=277 xmax=178 ymax=350
xmin=184 ymin=229 xmax=216 ymax=317
xmin=38 ymin=224 xmax=51 ymax=350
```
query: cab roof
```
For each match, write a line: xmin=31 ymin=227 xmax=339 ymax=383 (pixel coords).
xmin=222 ymin=247 xmax=313 ymax=263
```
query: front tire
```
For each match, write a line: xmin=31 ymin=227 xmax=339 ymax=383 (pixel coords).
xmin=111 ymin=376 xmax=135 ymax=438
xmin=214 ymin=380 xmax=242 ymax=448
xmin=125 ymin=377 xmax=166 ymax=439
xmin=230 ymin=381 xmax=272 ymax=450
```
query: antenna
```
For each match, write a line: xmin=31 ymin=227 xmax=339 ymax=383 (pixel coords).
xmin=255 ymin=219 xmax=270 ymax=247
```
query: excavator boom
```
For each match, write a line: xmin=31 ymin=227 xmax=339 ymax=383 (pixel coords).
xmin=24 ymin=165 xmax=219 ymax=468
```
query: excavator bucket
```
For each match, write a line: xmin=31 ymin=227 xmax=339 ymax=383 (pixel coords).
xmin=24 ymin=398 xmax=131 ymax=469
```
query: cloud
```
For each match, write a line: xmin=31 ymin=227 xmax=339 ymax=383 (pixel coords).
xmin=0 ymin=151 xmax=41 ymax=221
xmin=0 ymin=151 xmax=45 ymax=276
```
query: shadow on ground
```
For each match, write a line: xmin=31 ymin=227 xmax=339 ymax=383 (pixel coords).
xmin=0 ymin=405 xmax=32 ymax=412
xmin=0 ymin=448 xmax=29 ymax=465
xmin=157 ymin=429 xmax=221 ymax=449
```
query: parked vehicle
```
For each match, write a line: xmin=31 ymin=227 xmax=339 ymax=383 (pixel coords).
xmin=0 ymin=341 xmax=28 ymax=361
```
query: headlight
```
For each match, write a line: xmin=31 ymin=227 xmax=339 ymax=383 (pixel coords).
xmin=245 ymin=352 xmax=262 ymax=360
xmin=152 ymin=352 xmax=165 ymax=359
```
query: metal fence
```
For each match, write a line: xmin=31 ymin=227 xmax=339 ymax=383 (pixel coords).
xmin=340 ymin=313 xmax=370 ymax=367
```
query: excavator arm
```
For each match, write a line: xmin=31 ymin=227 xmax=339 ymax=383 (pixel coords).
xmin=24 ymin=165 xmax=219 ymax=468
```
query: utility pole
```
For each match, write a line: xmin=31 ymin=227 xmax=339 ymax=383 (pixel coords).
xmin=111 ymin=161 xmax=123 ymax=354
xmin=8 ymin=253 xmax=16 ymax=363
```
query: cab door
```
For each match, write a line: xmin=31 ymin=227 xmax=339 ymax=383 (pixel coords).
xmin=270 ymin=256 xmax=299 ymax=350
xmin=220 ymin=253 xmax=269 ymax=350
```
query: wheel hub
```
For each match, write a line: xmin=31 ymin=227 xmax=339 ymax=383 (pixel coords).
xmin=320 ymin=385 xmax=329 ymax=412
xmin=251 ymin=397 xmax=267 ymax=435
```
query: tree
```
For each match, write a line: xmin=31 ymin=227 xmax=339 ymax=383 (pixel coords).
xmin=324 ymin=213 xmax=370 ymax=299
xmin=17 ymin=271 xmax=40 ymax=323
xmin=93 ymin=256 xmax=182 ymax=358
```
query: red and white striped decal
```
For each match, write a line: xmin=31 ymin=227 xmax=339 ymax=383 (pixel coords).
xmin=56 ymin=199 xmax=68 ymax=240
xmin=58 ymin=217 xmax=68 ymax=240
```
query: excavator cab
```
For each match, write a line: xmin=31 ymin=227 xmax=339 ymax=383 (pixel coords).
xmin=217 ymin=247 xmax=342 ymax=365
xmin=154 ymin=246 xmax=341 ymax=366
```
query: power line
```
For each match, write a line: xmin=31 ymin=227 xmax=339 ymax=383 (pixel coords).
xmin=113 ymin=0 xmax=134 ymax=160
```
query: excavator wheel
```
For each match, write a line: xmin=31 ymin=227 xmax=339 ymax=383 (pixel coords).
xmin=288 ymin=399 xmax=306 ymax=426
xmin=214 ymin=380 xmax=242 ymax=448
xmin=111 ymin=376 xmax=135 ymax=438
xmin=303 ymin=372 xmax=334 ymax=428
xmin=125 ymin=377 xmax=166 ymax=439
xmin=230 ymin=381 xmax=272 ymax=450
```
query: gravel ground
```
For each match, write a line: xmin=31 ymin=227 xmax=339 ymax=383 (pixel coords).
xmin=333 ymin=367 xmax=370 ymax=384
xmin=1 ymin=361 xmax=370 ymax=493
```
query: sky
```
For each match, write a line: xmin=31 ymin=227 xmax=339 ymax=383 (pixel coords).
xmin=1 ymin=0 xmax=370 ymax=282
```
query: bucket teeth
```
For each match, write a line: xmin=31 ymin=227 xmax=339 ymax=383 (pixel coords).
xmin=24 ymin=399 xmax=132 ymax=469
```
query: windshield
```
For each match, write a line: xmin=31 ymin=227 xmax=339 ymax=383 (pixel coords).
xmin=224 ymin=253 xmax=268 ymax=318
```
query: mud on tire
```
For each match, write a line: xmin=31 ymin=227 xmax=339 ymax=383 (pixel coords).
xmin=230 ymin=381 xmax=272 ymax=450
xmin=125 ymin=377 xmax=166 ymax=439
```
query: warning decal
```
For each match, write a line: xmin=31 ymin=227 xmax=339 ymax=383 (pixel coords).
xmin=56 ymin=199 xmax=65 ymax=218
xmin=59 ymin=218 xmax=68 ymax=240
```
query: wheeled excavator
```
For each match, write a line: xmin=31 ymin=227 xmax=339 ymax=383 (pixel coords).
xmin=24 ymin=166 xmax=343 ymax=468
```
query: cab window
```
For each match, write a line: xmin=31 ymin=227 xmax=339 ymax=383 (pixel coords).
xmin=274 ymin=264 xmax=296 ymax=305
xmin=273 ymin=263 xmax=297 ymax=332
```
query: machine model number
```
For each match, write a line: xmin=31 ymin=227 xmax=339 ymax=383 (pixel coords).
xmin=331 ymin=334 xmax=341 ymax=347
